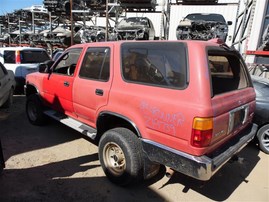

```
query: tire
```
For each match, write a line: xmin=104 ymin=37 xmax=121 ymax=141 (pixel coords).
xmin=0 ymin=139 xmax=5 ymax=174
xmin=257 ymin=124 xmax=269 ymax=154
xmin=98 ymin=128 xmax=144 ymax=186
xmin=26 ymin=94 xmax=47 ymax=126
xmin=2 ymin=88 xmax=13 ymax=108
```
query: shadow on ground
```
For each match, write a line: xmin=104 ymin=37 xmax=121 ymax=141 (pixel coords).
xmin=160 ymin=142 xmax=261 ymax=201
xmin=0 ymin=95 xmax=263 ymax=201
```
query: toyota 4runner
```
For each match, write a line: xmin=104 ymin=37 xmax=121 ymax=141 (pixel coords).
xmin=25 ymin=39 xmax=257 ymax=186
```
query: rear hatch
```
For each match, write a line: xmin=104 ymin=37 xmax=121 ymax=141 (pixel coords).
xmin=3 ymin=49 xmax=50 ymax=78
xmin=207 ymin=46 xmax=256 ymax=153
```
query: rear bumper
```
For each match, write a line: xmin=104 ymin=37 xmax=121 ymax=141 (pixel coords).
xmin=142 ymin=123 xmax=257 ymax=181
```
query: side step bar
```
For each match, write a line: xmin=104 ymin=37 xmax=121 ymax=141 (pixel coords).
xmin=44 ymin=110 xmax=97 ymax=140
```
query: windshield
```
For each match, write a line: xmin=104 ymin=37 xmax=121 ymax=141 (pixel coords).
xmin=185 ymin=14 xmax=226 ymax=23
xmin=117 ymin=18 xmax=149 ymax=28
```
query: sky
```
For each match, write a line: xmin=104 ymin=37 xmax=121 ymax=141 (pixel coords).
xmin=1 ymin=0 xmax=43 ymax=15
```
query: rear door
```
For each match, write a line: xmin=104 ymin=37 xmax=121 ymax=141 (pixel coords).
xmin=73 ymin=46 xmax=112 ymax=127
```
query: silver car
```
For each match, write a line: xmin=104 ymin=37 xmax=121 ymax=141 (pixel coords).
xmin=0 ymin=62 xmax=15 ymax=108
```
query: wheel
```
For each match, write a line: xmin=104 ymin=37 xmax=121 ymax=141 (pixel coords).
xmin=2 ymin=88 xmax=13 ymax=108
xmin=257 ymin=124 xmax=269 ymax=154
xmin=98 ymin=128 xmax=144 ymax=186
xmin=26 ymin=94 xmax=47 ymax=126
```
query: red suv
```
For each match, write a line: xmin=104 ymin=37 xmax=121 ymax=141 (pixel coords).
xmin=25 ymin=39 xmax=257 ymax=185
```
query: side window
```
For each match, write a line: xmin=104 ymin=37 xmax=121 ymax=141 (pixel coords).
xmin=53 ymin=48 xmax=82 ymax=76
xmin=121 ymin=42 xmax=187 ymax=89
xmin=79 ymin=47 xmax=110 ymax=81
xmin=3 ymin=51 xmax=15 ymax=64
xmin=209 ymin=52 xmax=249 ymax=96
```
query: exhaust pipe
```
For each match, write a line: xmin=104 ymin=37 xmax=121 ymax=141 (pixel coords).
xmin=165 ymin=167 xmax=175 ymax=178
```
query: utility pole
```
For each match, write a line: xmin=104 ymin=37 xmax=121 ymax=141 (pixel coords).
xmin=70 ymin=0 xmax=74 ymax=46
xmin=105 ymin=0 xmax=109 ymax=41
xmin=32 ymin=11 xmax=35 ymax=34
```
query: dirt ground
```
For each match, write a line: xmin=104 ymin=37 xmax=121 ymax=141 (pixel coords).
xmin=0 ymin=95 xmax=268 ymax=202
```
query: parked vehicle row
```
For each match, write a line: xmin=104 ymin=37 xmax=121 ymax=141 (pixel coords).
xmin=1 ymin=11 xmax=232 ymax=48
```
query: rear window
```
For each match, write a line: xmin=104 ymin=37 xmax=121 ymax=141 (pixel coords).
xmin=21 ymin=50 xmax=50 ymax=63
xmin=4 ymin=50 xmax=50 ymax=64
xmin=121 ymin=42 xmax=188 ymax=88
xmin=209 ymin=49 xmax=250 ymax=96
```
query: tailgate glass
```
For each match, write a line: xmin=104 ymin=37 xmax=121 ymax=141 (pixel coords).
xmin=208 ymin=49 xmax=251 ymax=96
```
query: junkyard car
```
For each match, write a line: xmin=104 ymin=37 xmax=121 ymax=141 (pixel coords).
xmin=176 ymin=13 xmax=232 ymax=41
xmin=115 ymin=17 xmax=155 ymax=40
xmin=25 ymin=39 xmax=257 ymax=185
xmin=252 ymin=75 xmax=269 ymax=154
xmin=0 ymin=62 xmax=15 ymax=108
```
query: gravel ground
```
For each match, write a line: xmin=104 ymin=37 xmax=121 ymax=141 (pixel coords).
xmin=0 ymin=95 xmax=268 ymax=202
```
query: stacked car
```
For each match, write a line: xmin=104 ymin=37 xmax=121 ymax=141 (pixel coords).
xmin=176 ymin=13 xmax=232 ymax=42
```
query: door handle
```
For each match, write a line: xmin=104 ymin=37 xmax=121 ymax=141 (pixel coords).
xmin=95 ymin=89 xmax=103 ymax=96
xmin=63 ymin=81 xmax=69 ymax=87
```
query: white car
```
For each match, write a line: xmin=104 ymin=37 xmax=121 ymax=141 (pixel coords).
xmin=0 ymin=47 xmax=50 ymax=92
xmin=0 ymin=62 xmax=15 ymax=108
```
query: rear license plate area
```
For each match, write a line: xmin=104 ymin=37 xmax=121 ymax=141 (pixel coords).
xmin=228 ymin=105 xmax=249 ymax=134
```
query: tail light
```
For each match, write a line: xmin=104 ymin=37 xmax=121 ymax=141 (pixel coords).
xmin=191 ymin=117 xmax=213 ymax=147
xmin=15 ymin=50 xmax=21 ymax=64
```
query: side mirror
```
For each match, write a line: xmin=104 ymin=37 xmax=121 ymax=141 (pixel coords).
xmin=38 ymin=60 xmax=54 ymax=73
xmin=227 ymin=21 xmax=232 ymax=26
xmin=38 ymin=63 xmax=48 ymax=73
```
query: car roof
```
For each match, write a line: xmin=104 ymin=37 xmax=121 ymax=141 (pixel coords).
xmin=70 ymin=39 xmax=222 ymax=49
xmin=0 ymin=47 xmax=46 ymax=51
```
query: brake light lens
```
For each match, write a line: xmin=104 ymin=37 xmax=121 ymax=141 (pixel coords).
xmin=15 ymin=50 xmax=21 ymax=64
xmin=191 ymin=117 xmax=213 ymax=147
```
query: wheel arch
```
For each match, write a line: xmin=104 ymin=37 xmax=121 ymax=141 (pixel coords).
xmin=25 ymin=83 xmax=39 ymax=97
xmin=96 ymin=111 xmax=142 ymax=142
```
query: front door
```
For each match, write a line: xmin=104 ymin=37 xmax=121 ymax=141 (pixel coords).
xmin=43 ymin=48 xmax=82 ymax=115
